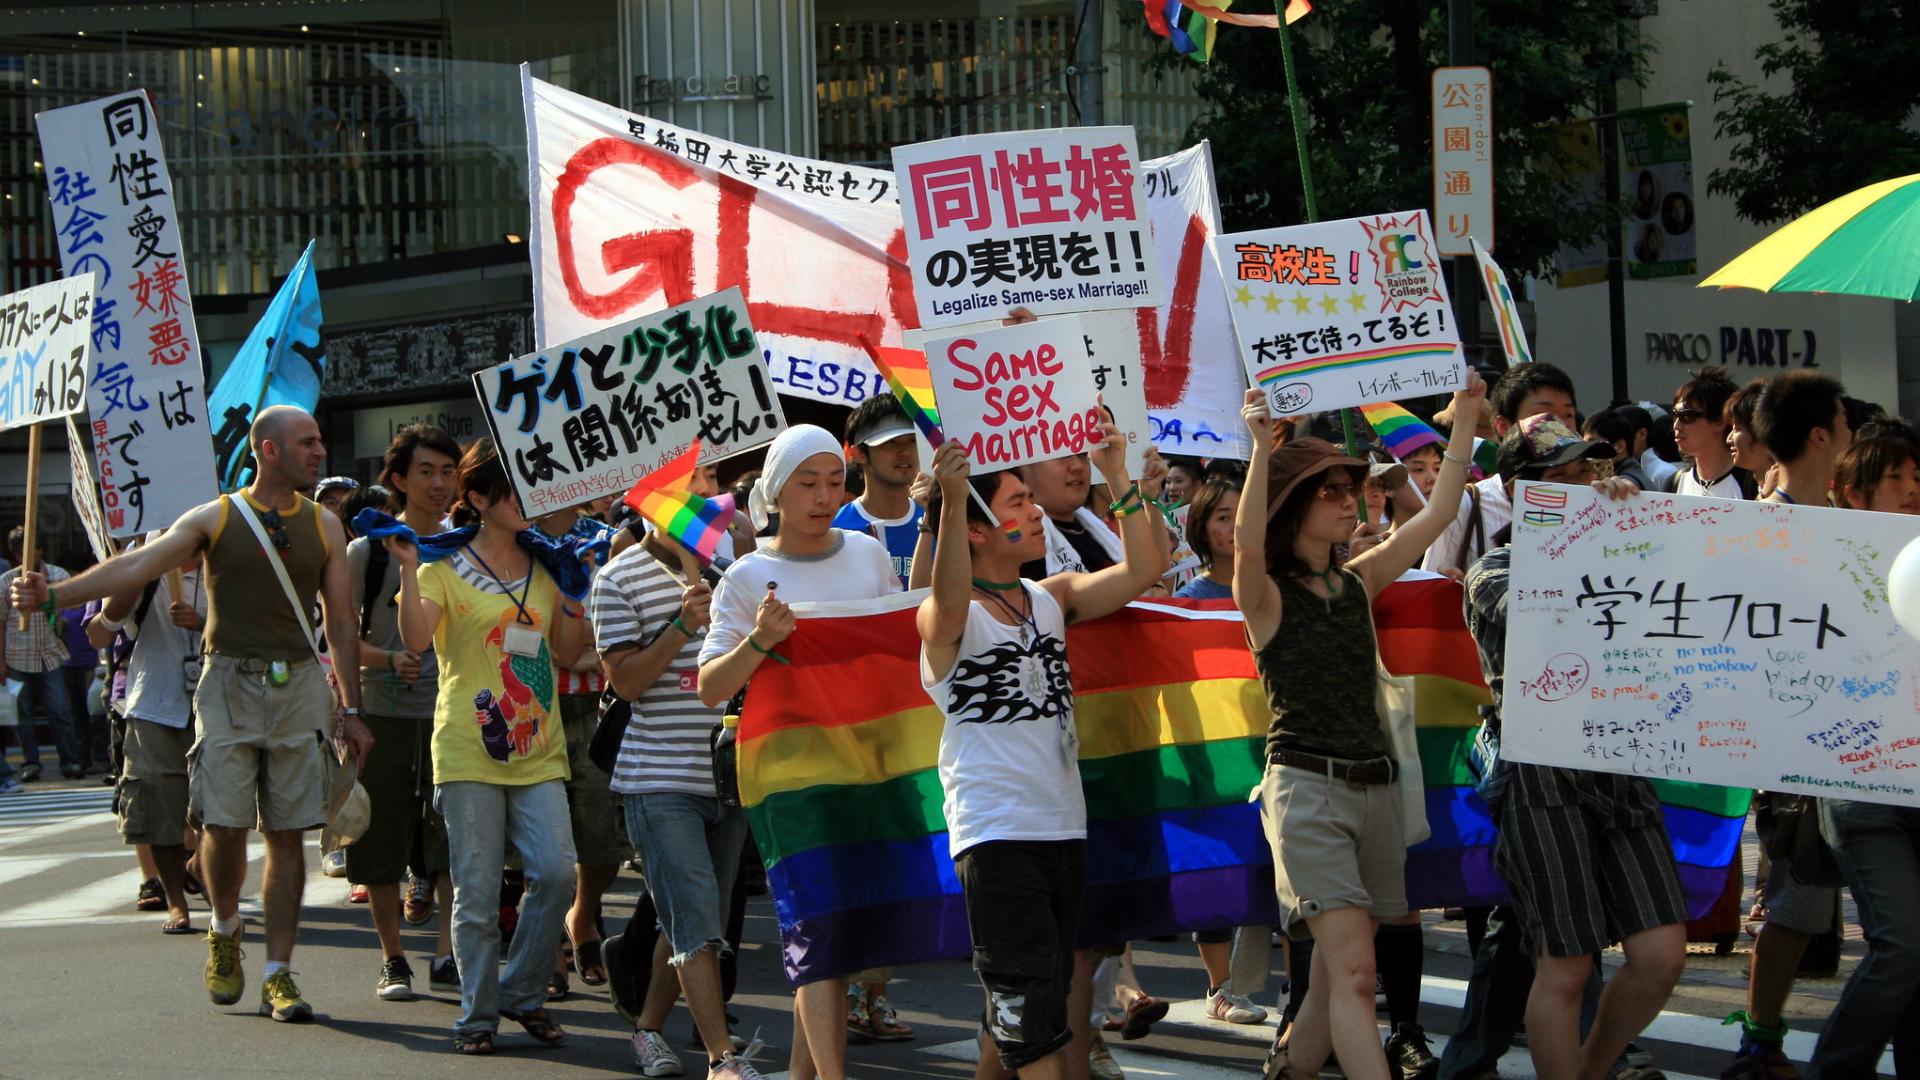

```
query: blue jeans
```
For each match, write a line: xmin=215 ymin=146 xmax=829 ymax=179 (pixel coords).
xmin=12 ymin=668 xmax=80 ymax=771
xmin=435 ymin=779 xmax=576 ymax=1035
xmin=622 ymin=791 xmax=748 ymax=965
xmin=1809 ymin=799 xmax=1920 ymax=1078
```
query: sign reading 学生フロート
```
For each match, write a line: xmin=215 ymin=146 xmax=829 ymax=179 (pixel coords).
xmin=894 ymin=126 xmax=1162 ymax=330
xmin=922 ymin=317 xmax=1104 ymax=472
xmin=473 ymin=287 xmax=786 ymax=516
xmin=1216 ymin=209 xmax=1465 ymax=419
xmin=1504 ymin=482 xmax=1920 ymax=808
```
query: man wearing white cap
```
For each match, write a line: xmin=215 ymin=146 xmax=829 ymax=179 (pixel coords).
xmin=834 ymin=392 xmax=933 ymax=591
xmin=698 ymin=424 xmax=902 ymax=1080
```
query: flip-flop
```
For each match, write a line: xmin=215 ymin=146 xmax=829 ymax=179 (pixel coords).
xmin=161 ymin=914 xmax=195 ymax=935
xmin=574 ymin=937 xmax=607 ymax=986
xmin=182 ymin=869 xmax=206 ymax=899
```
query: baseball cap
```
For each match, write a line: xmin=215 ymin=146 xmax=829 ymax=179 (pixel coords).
xmin=851 ymin=416 xmax=915 ymax=447
xmin=1367 ymin=460 xmax=1408 ymax=490
xmin=316 ymin=475 xmax=360 ymax=496
xmin=1496 ymin=414 xmax=1613 ymax=483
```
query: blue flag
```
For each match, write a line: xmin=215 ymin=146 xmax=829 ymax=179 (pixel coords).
xmin=207 ymin=240 xmax=325 ymax=491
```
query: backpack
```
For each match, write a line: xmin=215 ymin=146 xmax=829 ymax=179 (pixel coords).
xmin=359 ymin=541 xmax=391 ymax=638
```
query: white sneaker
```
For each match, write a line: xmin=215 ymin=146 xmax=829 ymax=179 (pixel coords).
xmin=632 ymin=1029 xmax=685 ymax=1076
xmin=707 ymin=1053 xmax=769 ymax=1080
xmin=1206 ymin=987 xmax=1269 ymax=1024
xmin=320 ymin=850 xmax=347 ymax=879
xmin=1089 ymin=1032 xmax=1126 ymax=1080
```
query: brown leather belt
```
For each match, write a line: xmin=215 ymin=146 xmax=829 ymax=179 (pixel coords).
xmin=1269 ymin=749 xmax=1397 ymax=786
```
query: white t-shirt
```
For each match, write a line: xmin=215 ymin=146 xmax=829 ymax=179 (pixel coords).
xmin=699 ymin=530 xmax=901 ymax=667
xmin=1640 ymin=449 xmax=1679 ymax=493
xmin=1040 ymin=507 xmax=1126 ymax=575
xmin=1674 ymin=464 xmax=1747 ymax=500
xmin=923 ymin=583 xmax=1085 ymax=858
xmin=124 ymin=568 xmax=205 ymax=730
xmin=1421 ymin=474 xmax=1511 ymax=573
xmin=588 ymin=543 xmax=721 ymax=797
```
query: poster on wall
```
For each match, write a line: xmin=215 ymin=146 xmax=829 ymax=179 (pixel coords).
xmin=1621 ymin=104 xmax=1697 ymax=280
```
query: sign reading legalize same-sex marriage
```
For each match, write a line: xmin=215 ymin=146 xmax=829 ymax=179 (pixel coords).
xmin=922 ymin=317 xmax=1103 ymax=471
xmin=0 ymin=276 xmax=95 ymax=431
xmin=893 ymin=126 xmax=1162 ymax=329
xmin=473 ymin=288 xmax=786 ymax=516
xmin=523 ymin=73 xmax=1242 ymax=457
xmin=37 ymin=91 xmax=217 ymax=537
xmin=1505 ymin=483 xmax=1920 ymax=807
xmin=1216 ymin=210 xmax=1465 ymax=418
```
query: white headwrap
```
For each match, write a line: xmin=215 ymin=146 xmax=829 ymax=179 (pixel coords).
xmin=748 ymin=424 xmax=846 ymax=532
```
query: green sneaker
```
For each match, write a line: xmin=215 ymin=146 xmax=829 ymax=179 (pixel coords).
xmin=205 ymin=927 xmax=246 ymax=1005
xmin=259 ymin=969 xmax=314 ymax=1022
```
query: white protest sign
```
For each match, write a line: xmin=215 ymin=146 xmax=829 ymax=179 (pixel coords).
xmin=1215 ymin=210 xmax=1465 ymax=418
xmin=37 ymin=91 xmax=217 ymax=537
xmin=1472 ymin=238 xmax=1532 ymax=367
xmin=895 ymin=126 xmax=1161 ymax=329
xmin=1504 ymin=483 xmax=1920 ymax=807
xmin=472 ymin=287 xmax=786 ymax=516
xmin=907 ymin=309 xmax=1147 ymax=482
xmin=1140 ymin=144 xmax=1250 ymax=460
xmin=66 ymin=415 xmax=112 ymax=562
xmin=923 ymin=316 xmax=1103 ymax=472
xmin=0 ymin=275 xmax=94 ymax=432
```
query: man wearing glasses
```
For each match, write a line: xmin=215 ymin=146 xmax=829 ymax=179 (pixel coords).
xmin=9 ymin=405 xmax=373 ymax=1023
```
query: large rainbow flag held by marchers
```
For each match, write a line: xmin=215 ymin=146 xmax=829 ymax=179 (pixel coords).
xmin=739 ymin=580 xmax=1751 ymax=985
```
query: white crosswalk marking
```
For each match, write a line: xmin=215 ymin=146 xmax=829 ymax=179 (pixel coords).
xmin=0 ymin=786 xmax=115 ymax=828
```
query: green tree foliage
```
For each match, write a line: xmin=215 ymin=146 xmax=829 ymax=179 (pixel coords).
xmin=1707 ymin=0 xmax=1920 ymax=224
xmin=1130 ymin=0 xmax=1650 ymax=278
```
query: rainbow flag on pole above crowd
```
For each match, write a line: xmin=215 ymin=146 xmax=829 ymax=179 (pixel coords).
xmin=1142 ymin=0 xmax=1314 ymax=63
xmin=737 ymin=578 xmax=1751 ymax=984
xmin=622 ymin=441 xmax=731 ymax=564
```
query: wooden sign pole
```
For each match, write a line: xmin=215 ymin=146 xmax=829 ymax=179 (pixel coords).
xmin=18 ymin=424 xmax=42 ymax=630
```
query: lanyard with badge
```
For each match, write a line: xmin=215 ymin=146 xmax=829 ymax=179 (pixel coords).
xmin=465 ymin=546 xmax=543 ymax=658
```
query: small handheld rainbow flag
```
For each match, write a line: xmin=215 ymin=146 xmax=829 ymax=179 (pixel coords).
xmin=1357 ymin=402 xmax=1446 ymax=462
xmin=859 ymin=337 xmax=1021 ymax=543
xmin=623 ymin=441 xmax=733 ymax=564
xmin=1143 ymin=0 xmax=1311 ymax=63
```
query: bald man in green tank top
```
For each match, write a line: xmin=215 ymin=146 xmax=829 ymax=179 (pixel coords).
xmin=10 ymin=405 xmax=373 ymax=1023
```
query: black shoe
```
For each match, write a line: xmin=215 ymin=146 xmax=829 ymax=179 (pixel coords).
xmin=19 ymin=764 xmax=40 ymax=782
xmin=60 ymin=764 xmax=85 ymax=780
xmin=1386 ymin=1022 xmax=1439 ymax=1080
xmin=376 ymin=955 xmax=415 ymax=1001
xmin=601 ymin=930 xmax=642 ymax=1026
xmin=428 ymin=954 xmax=459 ymax=990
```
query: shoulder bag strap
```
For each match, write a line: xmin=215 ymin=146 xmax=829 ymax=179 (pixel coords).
xmin=1455 ymin=485 xmax=1486 ymax=571
xmin=229 ymin=495 xmax=326 ymax=666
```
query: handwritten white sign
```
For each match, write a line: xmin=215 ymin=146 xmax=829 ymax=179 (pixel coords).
xmin=0 ymin=275 xmax=94 ymax=432
xmin=923 ymin=316 xmax=1104 ymax=472
xmin=1504 ymin=483 xmax=1920 ymax=807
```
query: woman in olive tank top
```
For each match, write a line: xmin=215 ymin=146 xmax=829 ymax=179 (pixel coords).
xmin=1231 ymin=375 xmax=1485 ymax=1080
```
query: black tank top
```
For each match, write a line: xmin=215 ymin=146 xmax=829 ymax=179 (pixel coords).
xmin=1255 ymin=568 xmax=1387 ymax=761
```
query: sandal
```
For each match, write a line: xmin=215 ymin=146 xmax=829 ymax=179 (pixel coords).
xmin=453 ymin=1031 xmax=495 ymax=1055
xmin=1120 ymin=994 xmax=1169 ymax=1041
xmin=136 ymin=878 xmax=165 ymax=912
xmin=546 ymin=971 xmax=569 ymax=1001
xmin=500 ymin=1007 xmax=567 ymax=1046
xmin=161 ymin=913 xmax=195 ymax=935
xmin=574 ymin=937 xmax=607 ymax=987
xmin=183 ymin=868 xmax=206 ymax=899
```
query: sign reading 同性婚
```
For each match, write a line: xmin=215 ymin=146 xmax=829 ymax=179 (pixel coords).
xmin=473 ymin=286 xmax=786 ymax=517
xmin=1504 ymin=483 xmax=1920 ymax=808
xmin=894 ymin=126 xmax=1163 ymax=329
xmin=1215 ymin=210 xmax=1465 ymax=418
xmin=922 ymin=316 xmax=1104 ymax=472
xmin=36 ymin=90 xmax=217 ymax=538
xmin=0 ymin=275 xmax=95 ymax=432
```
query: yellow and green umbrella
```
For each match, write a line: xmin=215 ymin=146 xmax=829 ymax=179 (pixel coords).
xmin=1700 ymin=173 xmax=1920 ymax=301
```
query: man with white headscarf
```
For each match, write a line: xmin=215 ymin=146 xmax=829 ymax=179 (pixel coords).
xmin=697 ymin=424 xmax=900 ymax=1080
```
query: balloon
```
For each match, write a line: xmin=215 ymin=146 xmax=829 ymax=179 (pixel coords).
xmin=1888 ymin=534 xmax=1920 ymax=642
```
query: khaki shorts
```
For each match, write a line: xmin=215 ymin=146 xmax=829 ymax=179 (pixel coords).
xmin=119 ymin=716 xmax=193 ymax=847
xmin=188 ymin=654 xmax=331 ymax=832
xmin=1261 ymin=761 xmax=1408 ymax=939
xmin=562 ymin=693 xmax=633 ymax=866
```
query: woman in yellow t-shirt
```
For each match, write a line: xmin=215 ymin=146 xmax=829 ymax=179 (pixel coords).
xmin=391 ymin=440 xmax=593 ymax=1055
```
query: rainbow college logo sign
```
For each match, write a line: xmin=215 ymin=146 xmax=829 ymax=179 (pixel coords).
xmin=1359 ymin=213 xmax=1447 ymax=313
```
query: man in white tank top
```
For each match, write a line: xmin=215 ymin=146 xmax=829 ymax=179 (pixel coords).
xmin=916 ymin=418 xmax=1166 ymax=1080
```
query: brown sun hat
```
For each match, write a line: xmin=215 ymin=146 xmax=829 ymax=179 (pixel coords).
xmin=1266 ymin=437 xmax=1368 ymax=521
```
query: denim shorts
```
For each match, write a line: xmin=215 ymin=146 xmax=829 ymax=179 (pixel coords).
xmin=622 ymin=790 xmax=749 ymax=965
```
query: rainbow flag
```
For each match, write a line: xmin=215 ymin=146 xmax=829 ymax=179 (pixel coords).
xmin=859 ymin=338 xmax=943 ymax=443
xmin=1376 ymin=572 xmax=1752 ymax=912
xmin=738 ymin=594 xmax=1272 ymax=985
xmin=1143 ymin=0 xmax=1312 ymax=63
xmin=1358 ymin=401 xmax=1446 ymax=462
xmin=621 ymin=441 xmax=731 ymax=563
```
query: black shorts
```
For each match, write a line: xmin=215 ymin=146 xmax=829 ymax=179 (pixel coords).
xmin=955 ymin=839 xmax=1086 ymax=1071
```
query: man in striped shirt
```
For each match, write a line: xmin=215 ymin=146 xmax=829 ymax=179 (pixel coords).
xmin=589 ymin=525 xmax=759 ymax=1079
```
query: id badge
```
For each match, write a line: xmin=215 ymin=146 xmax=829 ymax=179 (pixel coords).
xmin=268 ymin=659 xmax=290 ymax=686
xmin=503 ymin=623 xmax=542 ymax=658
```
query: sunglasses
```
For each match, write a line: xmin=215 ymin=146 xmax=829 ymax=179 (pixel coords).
xmin=1672 ymin=408 xmax=1708 ymax=425
xmin=1316 ymin=480 xmax=1358 ymax=503
xmin=260 ymin=508 xmax=291 ymax=551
